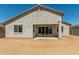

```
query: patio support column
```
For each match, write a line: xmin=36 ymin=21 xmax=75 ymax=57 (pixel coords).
xmin=58 ymin=19 xmax=62 ymax=38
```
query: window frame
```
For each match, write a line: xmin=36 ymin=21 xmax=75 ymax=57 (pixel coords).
xmin=14 ymin=25 xmax=23 ymax=33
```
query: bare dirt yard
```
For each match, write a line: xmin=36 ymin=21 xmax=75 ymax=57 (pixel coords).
xmin=0 ymin=35 xmax=79 ymax=55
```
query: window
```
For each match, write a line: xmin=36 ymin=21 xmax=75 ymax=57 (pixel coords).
xmin=62 ymin=26 xmax=63 ymax=32
xmin=57 ymin=27 xmax=58 ymax=32
xmin=48 ymin=27 xmax=52 ymax=34
xmin=46 ymin=27 xmax=48 ymax=34
xmin=38 ymin=27 xmax=41 ymax=33
xmin=41 ymin=27 xmax=45 ymax=34
xmin=14 ymin=25 xmax=22 ymax=33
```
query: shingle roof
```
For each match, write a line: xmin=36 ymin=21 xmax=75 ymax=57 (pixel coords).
xmin=62 ymin=21 xmax=72 ymax=26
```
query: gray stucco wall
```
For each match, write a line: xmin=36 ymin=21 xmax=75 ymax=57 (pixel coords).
xmin=5 ymin=10 xmax=62 ymax=38
xmin=62 ymin=23 xmax=70 ymax=36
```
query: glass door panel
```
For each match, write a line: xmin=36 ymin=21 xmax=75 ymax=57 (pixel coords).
xmin=37 ymin=26 xmax=52 ymax=37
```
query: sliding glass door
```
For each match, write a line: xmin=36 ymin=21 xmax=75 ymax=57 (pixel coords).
xmin=37 ymin=27 xmax=52 ymax=37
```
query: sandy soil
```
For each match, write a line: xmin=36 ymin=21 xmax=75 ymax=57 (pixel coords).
xmin=0 ymin=35 xmax=79 ymax=55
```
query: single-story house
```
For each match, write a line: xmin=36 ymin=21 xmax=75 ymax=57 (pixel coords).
xmin=3 ymin=5 xmax=71 ymax=38
xmin=71 ymin=24 xmax=79 ymax=36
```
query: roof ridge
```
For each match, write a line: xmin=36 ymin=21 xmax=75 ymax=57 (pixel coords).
xmin=3 ymin=4 xmax=64 ymax=25
xmin=39 ymin=5 xmax=64 ymax=14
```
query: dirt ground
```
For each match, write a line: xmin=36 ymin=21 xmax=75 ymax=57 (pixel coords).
xmin=0 ymin=35 xmax=79 ymax=55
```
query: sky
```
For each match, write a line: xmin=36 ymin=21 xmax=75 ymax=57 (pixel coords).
xmin=0 ymin=4 xmax=79 ymax=25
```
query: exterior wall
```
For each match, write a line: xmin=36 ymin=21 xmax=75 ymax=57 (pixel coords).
xmin=58 ymin=17 xmax=62 ymax=38
xmin=52 ymin=25 xmax=58 ymax=37
xmin=62 ymin=23 xmax=70 ymax=36
xmin=5 ymin=10 xmax=62 ymax=38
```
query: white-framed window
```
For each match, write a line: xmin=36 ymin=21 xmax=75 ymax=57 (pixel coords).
xmin=14 ymin=25 xmax=22 ymax=33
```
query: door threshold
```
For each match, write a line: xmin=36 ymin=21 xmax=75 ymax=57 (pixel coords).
xmin=34 ymin=37 xmax=59 ymax=40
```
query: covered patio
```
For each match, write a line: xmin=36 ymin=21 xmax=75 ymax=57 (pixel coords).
xmin=33 ymin=24 xmax=61 ymax=38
